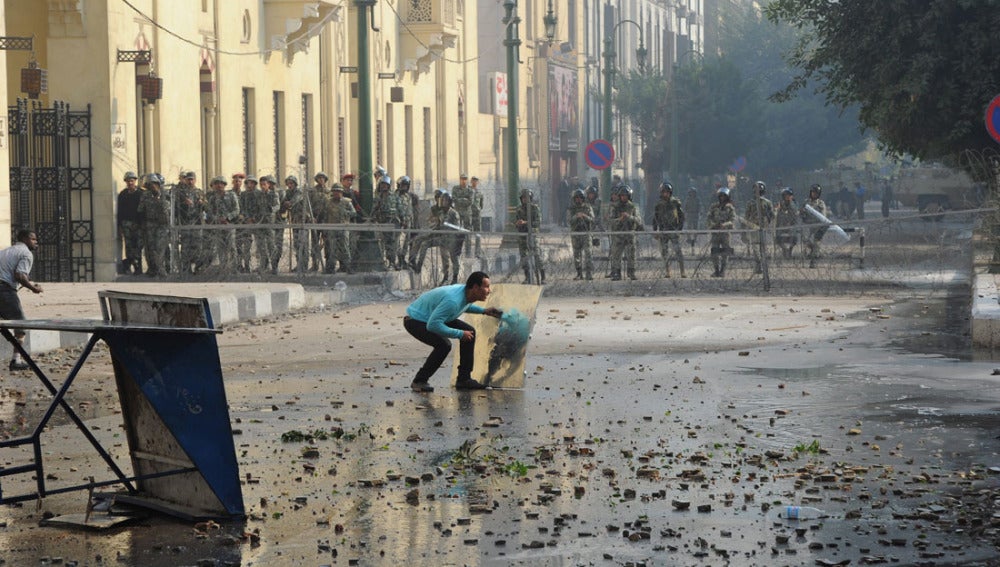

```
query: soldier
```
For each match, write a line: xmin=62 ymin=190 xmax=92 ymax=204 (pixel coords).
xmin=137 ymin=173 xmax=170 ymax=277
xmin=117 ymin=171 xmax=143 ymax=275
xmin=372 ymin=174 xmax=402 ymax=269
xmin=515 ymin=189 xmax=544 ymax=284
xmin=308 ymin=172 xmax=331 ymax=271
xmin=254 ymin=175 xmax=283 ymax=274
xmin=684 ymin=186 xmax=701 ymax=253
xmin=173 ymin=170 xmax=205 ymax=274
xmin=469 ymin=175 xmax=485 ymax=257
xmin=652 ymin=182 xmax=686 ymax=278
xmin=801 ymin=184 xmax=829 ymax=268
xmin=322 ymin=183 xmax=355 ymax=273
xmin=204 ymin=176 xmax=240 ymax=271
xmin=585 ymin=185 xmax=602 ymax=231
xmin=436 ymin=191 xmax=465 ymax=285
xmin=396 ymin=175 xmax=416 ymax=269
xmin=708 ymin=187 xmax=736 ymax=277
xmin=408 ymin=188 xmax=444 ymax=274
xmin=280 ymin=175 xmax=311 ymax=272
xmin=232 ymin=173 xmax=254 ymax=272
xmin=451 ymin=173 xmax=474 ymax=256
xmin=744 ymin=180 xmax=775 ymax=274
xmin=341 ymin=172 xmax=363 ymax=260
xmin=608 ymin=187 xmax=643 ymax=281
xmin=566 ymin=188 xmax=595 ymax=280
xmin=774 ymin=187 xmax=800 ymax=259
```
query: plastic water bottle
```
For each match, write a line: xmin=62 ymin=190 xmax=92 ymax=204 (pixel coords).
xmin=778 ymin=506 xmax=827 ymax=520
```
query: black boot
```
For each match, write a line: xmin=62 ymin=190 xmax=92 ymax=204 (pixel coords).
xmin=539 ymin=269 xmax=546 ymax=284
xmin=611 ymin=270 xmax=621 ymax=281
xmin=574 ymin=269 xmax=583 ymax=280
xmin=627 ymin=270 xmax=637 ymax=280
xmin=522 ymin=267 xmax=532 ymax=284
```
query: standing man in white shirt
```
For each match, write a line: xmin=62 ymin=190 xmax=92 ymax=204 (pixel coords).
xmin=0 ymin=230 xmax=43 ymax=371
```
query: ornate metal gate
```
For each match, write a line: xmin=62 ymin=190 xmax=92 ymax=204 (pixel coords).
xmin=7 ymin=98 xmax=94 ymax=282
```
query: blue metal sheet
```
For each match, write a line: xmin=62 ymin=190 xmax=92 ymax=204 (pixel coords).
xmin=101 ymin=329 xmax=244 ymax=516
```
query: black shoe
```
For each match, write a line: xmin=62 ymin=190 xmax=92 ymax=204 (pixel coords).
xmin=455 ymin=378 xmax=487 ymax=390
xmin=410 ymin=381 xmax=434 ymax=393
xmin=9 ymin=360 xmax=29 ymax=371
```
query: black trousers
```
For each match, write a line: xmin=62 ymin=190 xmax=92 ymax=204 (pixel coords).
xmin=404 ymin=316 xmax=474 ymax=383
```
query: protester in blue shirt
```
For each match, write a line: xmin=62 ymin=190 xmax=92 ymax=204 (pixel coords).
xmin=404 ymin=271 xmax=502 ymax=392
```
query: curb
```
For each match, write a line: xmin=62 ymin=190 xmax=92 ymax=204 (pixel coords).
xmin=971 ymin=269 xmax=1000 ymax=349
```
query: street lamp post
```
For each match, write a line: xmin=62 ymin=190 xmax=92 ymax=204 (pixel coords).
xmin=600 ymin=21 xmax=645 ymax=203
xmin=502 ymin=0 xmax=521 ymax=215
xmin=353 ymin=0 xmax=385 ymax=272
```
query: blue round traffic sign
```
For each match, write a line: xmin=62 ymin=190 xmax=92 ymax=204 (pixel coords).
xmin=585 ymin=139 xmax=615 ymax=170
xmin=986 ymin=94 xmax=1000 ymax=144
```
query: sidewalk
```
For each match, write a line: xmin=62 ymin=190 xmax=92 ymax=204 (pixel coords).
xmin=972 ymin=269 xmax=1000 ymax=348
xmin=1 ymin=282 xmax=326 ymax=360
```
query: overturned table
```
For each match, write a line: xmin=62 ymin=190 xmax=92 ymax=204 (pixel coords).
xmin=0 ymin=291 xmax=244 ymax=520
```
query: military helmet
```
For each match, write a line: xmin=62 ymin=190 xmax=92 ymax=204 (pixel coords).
xmin=688 ymin=186 xmax=698 ymax=193
xmin=810 ymin=183 xmax=822 ymax=196
xmin=572 ymin=188 xmax=586 ymax=200
xmin=182 ymin=170 xmax=196 ymax=180
xmin=397 ymin=175 xmax=411 ymax=188
xmin=585 ymin=185 xmax=598 ymax=195
xmin=717 ymin=187 xmax=731 ymax=197
xmin=434 ymin=188 xmax=444 ymax=198
xmin=610 ymin=185 xmax=622 ymax=196
xmin=210 ymin=175 xmax=227 ymax=186
xmin=620 ymin=186 xmax=634 ymax=199
xmin=519 ymin=189 xmax=534 ymax=200
xmin=314 ymin=171 xmax=329 ymax=181
xmin=439 ymin=190 xmax=453 ymax=203
xmin=245 ymin=175 xmax=258 ymax=183
xmin=124 ymin=171 xmax=138 ymax=181
xmin=260 ymin=175 xmax=276 ymax=185
xmin=142 ymin=173 xmax=163 ymax=188
xmin=285 ymin=175 xmax=298 ymax=185
xmin=331 ymin=182 xmax=344 ymax=192
xmin=374 ymin=165 xmax=387 ymax=177
xmin=753 ymin=180 xmax=766 ymax=194
xmin=660 ymin=182 xmax=674 ymax=194
xmin=378 ymin=175 xmax=393 ymax=188
xmin=781 ymin=187 xmax=794 ymax=197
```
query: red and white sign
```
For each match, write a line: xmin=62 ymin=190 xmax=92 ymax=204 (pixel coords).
xmin=492 ymin=72 xmax=508 ymax=118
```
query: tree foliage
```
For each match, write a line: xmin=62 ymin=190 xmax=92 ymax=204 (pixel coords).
xmin=765 ymin=0 xmax=1000 ymax=163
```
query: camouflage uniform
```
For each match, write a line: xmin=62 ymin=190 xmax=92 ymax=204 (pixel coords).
xmin=707 ymin=195 xmax=736 ymax=277
xmin=408 ymin=197 xmax=442 ymax=273
xmin=117 ymin=179 xmax=143 ymax=275
xmin=172 ymin=176 xmax=205 ymax=274
xmin=774 ymin=194 xmax=800 ymax=259
xmin=235 ymin=186 xmax=255 ymax=272
xmin=372 ymin=185 xmax=402 ymax=269
xmin=322 ymin=186 xmax=355 ymax=273
xmin=137 ymin=178 xmax=170 ymax=277
xmin=451 ymin=177 xmax=473 ymax=255
xmin=204 ymin=180 xmax=240 ymax=270
xmin=249 ymin=177 xmax=281 ymax=274
xmin=436 ymin=203 xmax=464 ymax=284
xmin=744 ymin=193 xmax=774 ymax=273
xmin=281 ymin=178 xmax=311 ymax=271
xmin=801 ymin=191 xmax=828 ymax=268
xmin=653 ymin=191 xmax=686 ymax=277
xmin=396 ymin=183 xmax=415 ymax=268
xmin=608 ymin=194 xmax=642 ymax=280
xmin=307 ymin=181 xmax=330 ymax=271
xmin=515 ymin=194 xmax=544 ymax=284
xmin=566 ymin=197 xmax=595 ymax=280
xmin=470 ymin=178 xmax=485 ymax=256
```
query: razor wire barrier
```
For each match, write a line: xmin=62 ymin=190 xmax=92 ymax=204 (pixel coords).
xmin=132 ymin=206 xmax=991 ymax=298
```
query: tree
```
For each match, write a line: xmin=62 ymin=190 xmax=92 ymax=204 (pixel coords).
xmin=616 ymin=58 xmax=763 ymax=190
xmin=765 ymin=0 xmax=1000 ymax=164
xmin=720 ymin=3 xmax=866 ymax=174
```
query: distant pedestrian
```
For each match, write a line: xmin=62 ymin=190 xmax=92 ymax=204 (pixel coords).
xmin=403 ymin=271 xmax=503 ymax=392
xmin=0 ymin=229 xmax=43 ymax=371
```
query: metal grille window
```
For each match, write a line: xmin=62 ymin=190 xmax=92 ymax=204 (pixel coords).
xmin=375 ymin=119 xmax=383 ymax=171
xmin=273 ymin=91 xmax=284 ymax=177
xmin=242 ymin=88 xmax=255 ymax=175
xmin=301 ymin=94 xmax=312 ymax=177
xmin=337 ymin=117 xmax=345 ymax=174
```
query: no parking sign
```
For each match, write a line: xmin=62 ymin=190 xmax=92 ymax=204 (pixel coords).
xmin=584 ymin=139 xmax=615 ymax=170
xmin=985 ymin=94 xmax=1000 ymax=144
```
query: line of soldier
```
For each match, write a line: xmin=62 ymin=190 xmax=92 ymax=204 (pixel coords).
xmin=116 ymin=169 xmax=406 ymax=277
xmin=405 ymin=174 xmax=486 ymax=285
xmin=558 ymin=178 xmax=832 ymax=280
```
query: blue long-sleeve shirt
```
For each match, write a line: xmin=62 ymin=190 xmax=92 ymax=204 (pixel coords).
xmin=406 ymin=284 xmax=485 ymax=339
